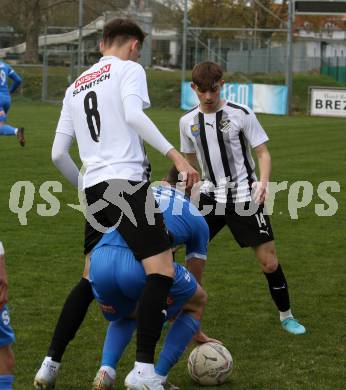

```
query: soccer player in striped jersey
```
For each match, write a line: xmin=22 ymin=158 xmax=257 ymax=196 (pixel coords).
xmin=0 ymin=61 xmax=25 ymax=146
xmin=0 ymin=241 xmax=15 ymax=390
xmin=178 ymin=61 xmax=306 ymax=335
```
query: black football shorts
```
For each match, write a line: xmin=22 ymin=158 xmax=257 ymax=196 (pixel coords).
xmin=198 ymin=193 xmax=274 ymax=248
xmin=84 ymin=179 xmax=171 ymax=259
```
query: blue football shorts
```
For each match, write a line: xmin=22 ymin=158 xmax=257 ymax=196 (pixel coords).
xmin=89 ymin=245 xmax=197 ymax=322
xmin=0 ymin=305 xmax=15 ymax=347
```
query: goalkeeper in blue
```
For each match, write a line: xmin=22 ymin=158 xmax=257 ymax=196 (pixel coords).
xmin=0 ymin=60 xmax=25 ymax=146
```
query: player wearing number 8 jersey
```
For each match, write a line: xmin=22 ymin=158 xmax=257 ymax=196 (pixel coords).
xmin=178 ymin=61 xmax=306 ymax=335
xmin=38 ymin=18 xmax=199 ymax=389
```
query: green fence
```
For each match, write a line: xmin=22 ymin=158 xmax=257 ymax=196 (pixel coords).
xmin=321 ymin=57 xmax=346 ymax=85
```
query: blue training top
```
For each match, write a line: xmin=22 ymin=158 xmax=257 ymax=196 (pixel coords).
xmin=94 ymin=185 xmax=209 ymax=261
xmin=0 ymin=61 xmax=22 ymax=98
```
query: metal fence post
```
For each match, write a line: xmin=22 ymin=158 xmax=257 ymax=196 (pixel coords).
xmin=41 ymin=27 xmax=48 ymax=101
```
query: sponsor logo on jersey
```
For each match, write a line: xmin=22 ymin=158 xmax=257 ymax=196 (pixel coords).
xmin=73 ymin=73 xmax=111 ymax=96
xmin=190 ymin=123 xmax=200 ymax=137
xmin=99 ymin=303 xmax=117 ymax=314
xmin=75 ymin=64 xmax=112 ymax=88
xmin=219 ymin=118 xmax=232 ymax=133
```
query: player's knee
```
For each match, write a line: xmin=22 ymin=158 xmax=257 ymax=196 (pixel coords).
xmin=260 ymin=256 xmax=278 ymax=273
xmin=256 ymin=243 xmax=278 ymax=273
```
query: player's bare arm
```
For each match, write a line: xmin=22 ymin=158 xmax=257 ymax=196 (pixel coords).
xmin=253 ymin=143 xmax=271 ymax=204
xmin=0 ymin=251 xmax=8 ymax=309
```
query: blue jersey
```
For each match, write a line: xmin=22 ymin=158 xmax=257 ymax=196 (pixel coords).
xmin=0 ymin=305 xmax=15 ymax=347
xmin=96 ymin=185 xmax=209 ymax=260
xmin=89 ymin=185 xmax=208 ymax=321
xmin=153 ymin=186 xmax=209 ymax=260
xmin=0 ymin=61 xmax=22 ymax=99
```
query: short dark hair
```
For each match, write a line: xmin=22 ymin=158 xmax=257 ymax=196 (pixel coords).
xmin=192 ymin=61 xmax=223 ymax=91
xmin=102 ymin=18 xmax=146 ymax=47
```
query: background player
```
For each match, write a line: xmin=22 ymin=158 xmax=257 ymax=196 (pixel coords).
xmin=34 ymin=181 xmax=209 ymax=389
xmin=0 ymin=60 xmax=25 ymax=146
xmin=0 ymin=241 xmax=15 ymax=390
xmin=89 ymin=219 xmax=207 ymax=390
xmin=178 ymin=61 xmax=306 ymax=335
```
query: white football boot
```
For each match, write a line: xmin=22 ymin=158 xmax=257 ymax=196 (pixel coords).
xmin=125 ymin=363 xmax=164 ymax=390
xmin=33 ymin=357 xmax=60 ymax=389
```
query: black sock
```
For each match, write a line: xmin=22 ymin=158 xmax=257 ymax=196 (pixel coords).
xmin=47 ymin=278 xmax=94 ymax=362
xmin=264 ymin=264 xmax=290 ymax=313
xmin=136 ymin=274 xmax=174 ymax=363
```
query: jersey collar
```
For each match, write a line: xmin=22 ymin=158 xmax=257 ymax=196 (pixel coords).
xmin=99 ymin=55 xmax=121 ymax=62
xmin=198 ymin=100 xmax=227 ymax=114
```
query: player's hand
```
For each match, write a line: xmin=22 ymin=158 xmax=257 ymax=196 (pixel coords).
xmin=252 ymin=181 xmax=269 ymax=204
xmin=176 ymin=162 xmax=200 ymax=190
xmin=0 ymin=257 xmax=8 ymax=309
xmin=166 ymin=149 xmax=200 ymax=189
xmin=193 ymin=329 xmax=223 ymax=345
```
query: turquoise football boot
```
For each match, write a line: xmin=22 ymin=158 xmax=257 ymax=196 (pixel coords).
xmin=281 ymin=317 xmax=306 ymax=335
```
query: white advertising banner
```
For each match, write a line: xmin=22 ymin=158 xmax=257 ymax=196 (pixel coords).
xmin=310 ymin=87 xmax=346 ymax=118
xmin=181 ymin=82 xmax=288 ymax=115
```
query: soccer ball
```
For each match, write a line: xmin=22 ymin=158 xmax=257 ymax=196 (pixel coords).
xmin=187 ymin=342 xmax=233 ymax=386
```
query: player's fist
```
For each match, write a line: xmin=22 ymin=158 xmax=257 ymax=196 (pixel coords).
xmin=167 ymin=149 xmax=200 ymax=189
xmin=252 ymin=181 xmax=269 ymax=204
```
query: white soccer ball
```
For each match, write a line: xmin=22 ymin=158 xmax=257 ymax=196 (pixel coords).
xmin=187 ymin=342 xmax=233 ymax=386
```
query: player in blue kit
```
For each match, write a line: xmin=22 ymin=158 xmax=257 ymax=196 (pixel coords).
xmin=0 ymin=60 xmax=25 ymax=146
xmin=34 ymin=184 xmax=211 ymax=390
xmin=0 ymin=241 xmax=15 ymax=390
xmin=90 ymin=224 xmax=207 ymax=390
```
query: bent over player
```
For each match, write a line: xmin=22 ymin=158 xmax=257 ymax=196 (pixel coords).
xmin=178 ymin=61 xmax=306 ymax=335
xmin=35 ymin=184 xmax=210 ymax=389
xmin=0 ymin=241 xmax=15 ymax=389
xmin=90 ymin=185 xmax=209 ymax=390
xmin=90 ymin=236 xmax=206 ymax=390
xmin=0 ymin=60 xmax=25 ymax=146
xmin=34 ymin=18 xmax=199 ymax=388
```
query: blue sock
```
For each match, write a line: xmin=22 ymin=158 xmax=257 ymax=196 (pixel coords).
xmin=0 ymin=375 xmax=14 ymax=389
xmin=155 ymin=313 xmax=200 ymax=377
xmin=101 ymin=319 xmax=136 ymax=369
xmin=0 ymin=125 xmax=16 ymax=136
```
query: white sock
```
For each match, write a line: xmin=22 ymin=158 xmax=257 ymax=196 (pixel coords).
xmin=15 ymin=128 xmax=18 ymax=135
xmin=134 ymin=361 xmax=156 ymax=377
xmin=280 ymin=309 xmax=293 ymax=321
xmin=100 ymin=365 xmax=116 ymax=380
xmin=43 ymin=356 xmax=60 ymax=369
xmin=156 ymin=373 xmax=167 ymax=384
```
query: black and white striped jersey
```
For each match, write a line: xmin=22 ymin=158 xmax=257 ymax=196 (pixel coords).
xmin=179 ymin=101 xmax=269 ymax=203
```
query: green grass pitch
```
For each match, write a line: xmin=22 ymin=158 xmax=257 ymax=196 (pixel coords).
xmin=0 ymin=100 xmax=345 ymax=389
